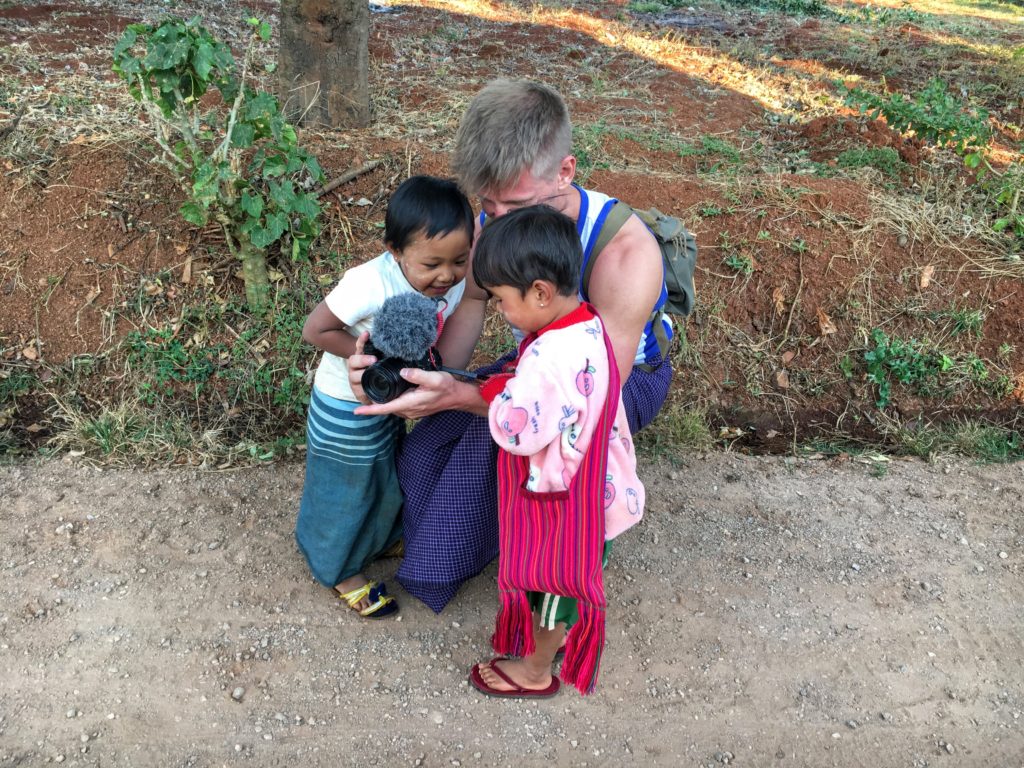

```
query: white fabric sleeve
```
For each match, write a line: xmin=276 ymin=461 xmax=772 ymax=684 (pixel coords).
xmin=322 ymin=264 xmax=386 ymax=328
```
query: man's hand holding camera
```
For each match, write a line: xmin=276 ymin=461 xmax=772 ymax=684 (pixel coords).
xmin=349 ymin=293 xmax=487 ymax=418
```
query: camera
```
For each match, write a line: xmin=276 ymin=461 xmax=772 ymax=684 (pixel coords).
xmin=361 ymin=341 xmax=443 ymax=404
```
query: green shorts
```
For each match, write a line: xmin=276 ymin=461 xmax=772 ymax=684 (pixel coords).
xmin=528 ymin=541 xmax=612 ymax=630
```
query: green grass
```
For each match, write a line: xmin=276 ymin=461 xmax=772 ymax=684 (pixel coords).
xmin=635 ymin=403 xmax=714 ymax=457
xmin=836 ymin=147 xmax=907 ymax=179
xmin=887 ymin=420 xmax=1024 ymax=462
xmin=944 ymin=306 xmax=986 ymax=338
xmin=0 ymin=368 xmax=37 ymax=405
xmin=630 ymin=0 xmax=836 ymax=16
xmin=37 ymin=260 xmax=332 ymax=465
xmin=577 ymin=122 xmax=746 ymax=176
xmin=573 ymin=121 xmax=612 ymax=178
xmin=802 ymin=419 xmax=1024 ymax=464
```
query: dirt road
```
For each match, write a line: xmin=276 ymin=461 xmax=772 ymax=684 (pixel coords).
xmin=2 ymin=452 xmax=1022 ymax=767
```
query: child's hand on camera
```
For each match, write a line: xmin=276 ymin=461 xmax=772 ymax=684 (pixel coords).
xmin=346 ymin=331 xmax=377 ymax=405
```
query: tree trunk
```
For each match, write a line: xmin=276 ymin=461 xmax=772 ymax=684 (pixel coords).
xmin=279 ymin=0 xmax=370 ymax=129
xmin=237 ymin=234 xmax=271 ymax=312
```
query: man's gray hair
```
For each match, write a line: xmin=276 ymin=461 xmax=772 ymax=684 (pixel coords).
xmin=452 ymin=79 xmax=572 ymax=195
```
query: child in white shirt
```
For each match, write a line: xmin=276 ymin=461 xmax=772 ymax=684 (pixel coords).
xmin=296 ymin=176 xmax=473 ymax=618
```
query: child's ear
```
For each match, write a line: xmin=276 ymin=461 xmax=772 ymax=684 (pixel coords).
xmin=385 ymin=241 xmax=400 ymax=258
xmin=531 ymin=280 xmax=557 ymax=306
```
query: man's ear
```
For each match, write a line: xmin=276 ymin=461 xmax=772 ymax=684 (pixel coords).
xmin=554 ymin=155 xmax=577 ymax=189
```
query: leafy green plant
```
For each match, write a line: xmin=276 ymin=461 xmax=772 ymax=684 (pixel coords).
xmin=125 ymin=322 xmax=228 ymax=403
xmin=844 ymin=79 xmax=1022 ymax=240
xmin=984 ymin=161 xmax=1024 ymax=238
xmin=861 ymin=328 xmax=1006 ymax=408
xmin=849 ymin=4 xmax=928 ymax=26
xmin=863 ymin=328 xmax=951 ymax=408
xmin=843 ymin=79 xmax=991 ymax=154
xmin=112 ymin=16 xmax=324 ymax=310
xmin=723 ymin=252 xmax=754 ymax=275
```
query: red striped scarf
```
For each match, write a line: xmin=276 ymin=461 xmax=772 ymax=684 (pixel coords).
xmin=491 ymin=314 xmax=620 ymax=695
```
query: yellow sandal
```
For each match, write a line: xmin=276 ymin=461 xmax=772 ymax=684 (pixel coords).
xmin=379 ymin=539 xmax=405 ymax=559
xmin=338 ymin=580 xmax=399 ymax=619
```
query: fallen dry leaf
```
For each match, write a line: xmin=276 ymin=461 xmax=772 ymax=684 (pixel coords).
xmin=182 ymin=253 xmax=192 ymax=284
xmin=775 ymin=369 xmax=790 ymax=390
xmin=21 ymin=345 xmax=37 ymax=361
xmin=772 ymin=287 xmax=786 ymax=316
xmin=920 ymin=265 xmax=935 ymax=289
xmin=25 ymin=423 xmax=44 ymax=433
xmin=1012 ymin=373 xmax=1024 ymax=404
xmin=781 ymin=349 xmax=797 ymax=366
xmin=816 ymin=307 xmax=837 ymax=336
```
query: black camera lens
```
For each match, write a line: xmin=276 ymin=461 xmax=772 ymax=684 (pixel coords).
xmin=362 ymin=358 xmax=413 ymax=404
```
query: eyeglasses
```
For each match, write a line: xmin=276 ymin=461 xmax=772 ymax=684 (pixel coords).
xmin=480 ymin=190 xmax=570 ymax=216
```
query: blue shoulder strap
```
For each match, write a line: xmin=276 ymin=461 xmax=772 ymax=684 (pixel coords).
xmin=579 ymin=197 xmax=618 ymax=301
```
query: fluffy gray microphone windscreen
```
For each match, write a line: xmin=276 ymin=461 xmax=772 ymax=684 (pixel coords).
xmin=371 ymin=292 xmax=439 ymax=360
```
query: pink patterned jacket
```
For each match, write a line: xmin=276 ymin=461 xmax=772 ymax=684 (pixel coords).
xmin=480 ymin=303 xmax=645 ymax=540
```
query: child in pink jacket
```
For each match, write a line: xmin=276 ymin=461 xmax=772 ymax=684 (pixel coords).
xmin=468 ymin=205 xmax=645 ymax=698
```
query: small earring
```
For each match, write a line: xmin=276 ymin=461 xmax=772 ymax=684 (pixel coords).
xmin=539 ymin=302 xmax=545 ymax=307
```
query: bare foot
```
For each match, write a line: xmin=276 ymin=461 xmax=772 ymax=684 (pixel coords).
xmin=476 ymin=658 xmax=553 ymax=692
xmin=334 ymin=575 xmax=371 ymax=612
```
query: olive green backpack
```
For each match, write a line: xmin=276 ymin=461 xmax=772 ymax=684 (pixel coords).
xmin=584 ymin=201 xmax=698 ymax=363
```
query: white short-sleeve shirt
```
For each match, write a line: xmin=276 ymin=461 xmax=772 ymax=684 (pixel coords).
xmin=312 ymin=252 xmax=465 ymax=401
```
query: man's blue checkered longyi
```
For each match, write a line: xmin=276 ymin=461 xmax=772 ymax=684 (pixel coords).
xmin=395 ymin=353 xmax=672 ymax=613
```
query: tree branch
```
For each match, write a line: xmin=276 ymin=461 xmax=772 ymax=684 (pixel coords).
xmin=315 ymin=160 xmax=381 ymax=197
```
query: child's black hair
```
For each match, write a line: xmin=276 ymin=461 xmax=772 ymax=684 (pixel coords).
xmin=385 ymin=175 xmax=475 ymax=252
xmin=472 ymin=205 xmax=581 ymax=296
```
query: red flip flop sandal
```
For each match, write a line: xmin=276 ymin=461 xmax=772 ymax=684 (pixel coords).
xmin=469 ymin=658 xmax=561 ymax=699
